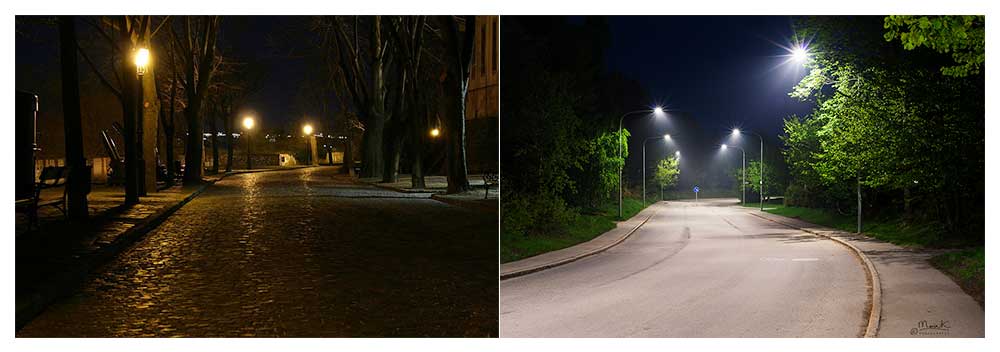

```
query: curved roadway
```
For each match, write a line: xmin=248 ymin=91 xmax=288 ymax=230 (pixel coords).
xmin=500 ymin=199 xmax=869 ymax=337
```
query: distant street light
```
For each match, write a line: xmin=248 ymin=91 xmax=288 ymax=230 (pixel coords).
xmin=642 ymin=134 xmax=673 ymax=206
xmin=732 ymin=128 xmax=765 ymax=211
xmin=243 ymin=116 xmax=255 ymax=169
xmin=617 ymin=106 xmax=677 ymax=219
xmin=721 ymin=143 xmax=746 ymax=206
xmin=302 ymin=123 xmax=314 ymax=165
xmin=430 ymin=128 xmax=441 ymax=138
xmin=133 ymin=47 xmax=151 ymax=199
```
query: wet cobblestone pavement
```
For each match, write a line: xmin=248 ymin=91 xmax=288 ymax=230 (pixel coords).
xmin=17 ymin=167 xmax=498 ymax=337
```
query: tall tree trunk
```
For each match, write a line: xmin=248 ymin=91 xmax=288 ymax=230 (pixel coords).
xmin=225 ymin=112 xmax=234 ymax=172
xmin=441 ymin=15 xmax=475 ymax=194
xmin=159 ymin=105 xmax=175 ymax=182
xmin=209 ymin=111 xmax=220 ymax=174
xmin=59 ymin=16 xmax=89 ymax=221
xmin=344 ymin=136 xmax=354 ymax=176
xmin=138 ymin=20 xmax=159 ymax=194
xmin=410 ymin=101 xmax=426 ymax=189
xmin=183 ymin=107 xmax=203 ymax=182
xmin=118 ymin=18 xmax=140 ymax=202
xmin=360 ymin=16 xmax=386 ymax=179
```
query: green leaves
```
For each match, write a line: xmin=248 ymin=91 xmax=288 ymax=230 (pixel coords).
xmin=884 ymin=15 xmax=985 ymax=77
xmin=653 ymin=156 xmax=679 ymax=189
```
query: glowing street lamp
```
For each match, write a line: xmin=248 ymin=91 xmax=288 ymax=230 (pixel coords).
xmin=791 ymin=46 xmax=809 ymax=63
xmin=243 ymin=116 xmax=255 ymax=130
xmin=617 ymin=105 xmax=678 ymax=219
xmin=642 ymin=133 xmax=674 ymax=206
xmin=732 ymin=127 xmax=765 ymax=211
xmin=134 ymin=47 xmax=150 ymax=75
xmin=302 ymin=123 xmax=315 ymax=165
xmin=430 ymin=128 xmax=441 ymax=138
xmin=243 ymin=116 xmax=255 ymax=169
xmin=131 ymin=47 xmax=152 ymax=199
xmin=721 ymin=143 xmax=747 ymax=206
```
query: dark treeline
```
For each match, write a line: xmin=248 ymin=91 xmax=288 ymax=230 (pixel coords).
xmin=501 ymin=17 xmax=650 ymax=235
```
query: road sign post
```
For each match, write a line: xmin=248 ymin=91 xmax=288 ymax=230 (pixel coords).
xmin=693 ymin=186 xmax=699 ymax=202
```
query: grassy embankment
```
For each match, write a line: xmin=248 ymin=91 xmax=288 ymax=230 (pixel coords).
xmin=501 ymin=197 xmax=648 ymax=263
xmin=743 ymin=202 xmax=984 ymax=305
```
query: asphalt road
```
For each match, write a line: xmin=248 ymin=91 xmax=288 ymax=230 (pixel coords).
xmin=18 ymin=167 xmax=497 ymax=337
xmin=500 ymin=199 xmax=869 ymax=337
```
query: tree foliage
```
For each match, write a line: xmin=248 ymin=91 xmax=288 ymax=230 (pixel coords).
xmin=883 ymin=15 xmax=985 ymax=77
xmin=653 ymin=156 xmax=679 ymax=189
xmin=782 ymin=16 xmax=983 ymax=239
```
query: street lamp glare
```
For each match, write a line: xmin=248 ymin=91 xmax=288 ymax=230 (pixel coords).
xmin=243 ymin=116 xmax=255 ymax=130
xmin=792 ymin=46 xmax=808 ymax=62
xmin=134 ymin=47 xmax=150 ymax=75
xmin=675 ymin=151 xmax=681 ymax=156
xmin=430 ymin=128 xmax=441 ymax=137
xmin=302 ymin=124 xmax=314 ymax=136
xmin=721 ymin=144 xmax=727 ymax=150
xmin=732 ymin=128 xmax=740 ymax=136
xmin=653 ymin=106 xmax=664 ymax=115
xmin=664 ymin=134 xmax=671 ymax=140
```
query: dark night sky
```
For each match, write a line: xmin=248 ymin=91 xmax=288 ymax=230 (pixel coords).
xmin=593 ymin=16 xmax=817 ymax=190
xmin=15 ymin=16 xmax=317 ymax=135
xmin=605 ymin=16 xmax=814 ymax=140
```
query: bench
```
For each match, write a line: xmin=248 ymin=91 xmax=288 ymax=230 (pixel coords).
xmin=482 ymin=173 xmax=499 ymax=200
xmin=26 ymin=166 xmax=69 ymax=228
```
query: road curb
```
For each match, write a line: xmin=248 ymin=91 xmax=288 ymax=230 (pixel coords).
xmin=430 ymin=194 xmax=496 ymax=212
xmin=15 ymin=167 xmax=291 ymax=331
xmin=500 ymin=204 xmax=660 ymax=280
xmin=746 ymin=211 xmax=882 ymax=338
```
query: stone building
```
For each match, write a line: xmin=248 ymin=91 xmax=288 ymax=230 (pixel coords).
xmin=465 ymin=15 xmax=499 ymax=174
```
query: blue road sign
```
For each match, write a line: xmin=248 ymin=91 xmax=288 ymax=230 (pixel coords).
xmin=693 ymin=186 xmax=700 ymax=193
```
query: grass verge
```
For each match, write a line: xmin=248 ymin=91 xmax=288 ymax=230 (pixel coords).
xmin=929 ymin=247 xmax=985 ymax=306
xmin=501 ymin=197 xmax=648 ymax=263
xmin=743 ymin=202 xmax=984 ymax=305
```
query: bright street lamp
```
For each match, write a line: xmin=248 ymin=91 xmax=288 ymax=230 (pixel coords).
xmin=732 ymin=127 xmax=765 ymax=211
xmin=302 ymin=123 xmax=315 ymax=165
xmin=134 ymin=48 xmax=150 ymax=75
xmin=132 ymin=47 xmax=152 ymax=198
xmin=642 ymin=133 xmax=673 ymax=206
xmin=430 ymin=128 xmax=441 ymax=138
xmin=243 ymin=116 xmax=255 ymax=169
xmin=721 ymin=143 xmax=746 ymax=206
xmin=617 ymin=106 xmax=678 ymax=219
xmin=791 ymin=46 xmax=809 ymax=63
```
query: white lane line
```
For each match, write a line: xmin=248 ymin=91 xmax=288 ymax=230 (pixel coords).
xmin=792 ymin=258 xmax=820 ymax=262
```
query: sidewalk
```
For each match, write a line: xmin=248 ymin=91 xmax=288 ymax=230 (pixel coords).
xmin=14 ymin=168 xmax=291 ymax=330
xmin=360 ymin=174 xmax=498 ymax=212
xmin=500 ymin=202 xmax=662 ymax=279
xmin=747 ymin=210 xmax=985 ymax=338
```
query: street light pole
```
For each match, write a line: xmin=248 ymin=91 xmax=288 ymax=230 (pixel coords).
xmin=302 ymin=124 xmax=314 ymax=166
xmin=733 ymin=128 xmax=765 ymax=210
xmin=134 ymin=47 xmax=149 ymax=196
xmin=642 ymin=134 xmax=671 ymax=206
xmin=243 ymin=116 xmax=255 ymax=170
xmin=618 ymin=107 xmax=673 ymax=219
xmin=721 ymin=144 xmax=746 ymax=206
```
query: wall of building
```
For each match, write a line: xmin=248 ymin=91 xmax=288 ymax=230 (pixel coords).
xmin=465 ymin=15 xmax=499 ymax=174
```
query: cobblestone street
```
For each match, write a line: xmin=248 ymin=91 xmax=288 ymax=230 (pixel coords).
xmin=17 ymin=167 xmax=498 ymax=337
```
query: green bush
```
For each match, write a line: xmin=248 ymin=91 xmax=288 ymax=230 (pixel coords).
xmin=501 ymin=191 xmax=577 ymax=237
